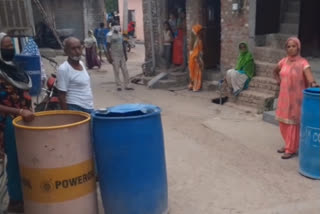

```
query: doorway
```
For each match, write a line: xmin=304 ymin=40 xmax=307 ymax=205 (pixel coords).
xmin=203 ymin=0 xmax=221 ymax=69
xmin=167 ymin=0 xmax=186 ymax=14
xmin=299 ymin=0 xmax=320 ymax=57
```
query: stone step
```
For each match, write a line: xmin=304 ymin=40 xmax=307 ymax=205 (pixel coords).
xmin=253 ymin=47 xmax=286 ymax=64
xmin=168 ymin=71 xmax=188 ymax=82
xmin=280 ymin=23 xmax=299 ymax=34
xmin=153 ymin=79 xmax=180 ymax=89
xmin=152 ymin=77 xmax=188 ymax=89
xmin=287 ymin=1 xmax=300 ymax=13
xmin=265 ymin=33 xmax=294 ymax=49
xmin=255 ymin=60 xmax=277 ymax=78
xmin=263 ymin=111 xmax=279 ymax=126
xmin=249 ymin=76 xmax=280 ymax=96
xmin=229 ymin=90 xmax=275 ymax=114
xmin=283 ymin=12 xmax=300 ymax=24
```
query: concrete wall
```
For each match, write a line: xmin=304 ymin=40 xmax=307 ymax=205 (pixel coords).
xmin=142 ymin=0 xmax=165 ymax=74
xmin=142 ymin=0 xmax=254 ymax=78
xmin=32 ymin=0 xmax=105 ymax=40
xmin=118 ymin=0 xmax=144 ymax=41
xmin=84 ymin=0 xmax=106 ymax=38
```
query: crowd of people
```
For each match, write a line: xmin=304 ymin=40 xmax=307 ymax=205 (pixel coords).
xmin=162 ymin=10 xmax=188 ymax=70
xmin=0 ymin=11 xmax=319 ymax=213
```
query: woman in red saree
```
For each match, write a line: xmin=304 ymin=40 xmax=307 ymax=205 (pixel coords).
xmin=188 ymin=24 xmax=204 ymax=92
xmin=274 ymin=37 xmax=318 ymax=159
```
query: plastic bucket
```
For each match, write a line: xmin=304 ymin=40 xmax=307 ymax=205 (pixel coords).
xmin=14 ymin=55 xmax=41 ymax=96
xmin=13 ymin=111 xmax=98 ymax=214
xmin=92 ymin=104 xmax=169 ymax=214
xmin=299 ymin=88 xmax=320 ymax=179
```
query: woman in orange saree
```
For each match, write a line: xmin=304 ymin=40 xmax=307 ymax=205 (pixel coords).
xmin=188 ymin=24 xmax=204 ymax=92
xmin=274 ymin=37 xmax=318 ymax=159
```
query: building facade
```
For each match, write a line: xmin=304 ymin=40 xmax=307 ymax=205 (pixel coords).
xmin=118 ymin=0 xmax=144 ymax=41
xmin=142 ymin=0 xmax=319 ymax=112
xmin=32 ymin=0 xmax=105 ymax=41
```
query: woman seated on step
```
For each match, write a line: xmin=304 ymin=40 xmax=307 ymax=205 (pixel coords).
xmin=213 ymin=42 xmax=255 ymax=104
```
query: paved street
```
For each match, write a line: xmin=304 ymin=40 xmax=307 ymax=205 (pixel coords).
xmin=42 ymin=44 xmax=320 ymax=214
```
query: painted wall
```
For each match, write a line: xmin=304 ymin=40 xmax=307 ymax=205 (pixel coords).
xmin=118 ymin=0 xmax=144 ymax=41
xmin=32 ymin=0 xmax=105 ymax=40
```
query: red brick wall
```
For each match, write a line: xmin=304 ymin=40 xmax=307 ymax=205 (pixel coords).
xmin=220 ymin=1 xmax=250 ymax=71
xmin=186 ymin=0 xmax=204 ymax=45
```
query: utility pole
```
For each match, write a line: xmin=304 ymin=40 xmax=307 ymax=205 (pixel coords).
xmin=123 ymin=0 xmax=128 ymax=34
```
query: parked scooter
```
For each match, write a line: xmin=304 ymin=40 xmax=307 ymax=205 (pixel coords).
xmin=34 ymin=56 xmax=60 ymax=112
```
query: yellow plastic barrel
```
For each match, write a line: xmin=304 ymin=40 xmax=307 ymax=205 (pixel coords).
xmin=13 ymin=111 xmax=97 ymax=214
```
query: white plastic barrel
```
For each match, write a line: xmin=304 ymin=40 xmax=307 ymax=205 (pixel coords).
xmin=13 ymin=111 xmax=97 ymax=214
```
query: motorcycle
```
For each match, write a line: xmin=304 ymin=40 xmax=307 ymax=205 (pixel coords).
xmin=34 ymin=56 xmax=60 ymax=112
xmin=123 ymin=33 xmax=135 ymax=53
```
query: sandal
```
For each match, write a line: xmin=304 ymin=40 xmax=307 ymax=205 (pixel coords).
xmin=277 ymin=147 xmax=285 ymax=153
xmin=281 ymin=153 xmax=296 ymax=159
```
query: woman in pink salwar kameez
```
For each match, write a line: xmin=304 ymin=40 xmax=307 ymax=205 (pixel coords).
xmin=274 ymin=37 xmax=318 ymax=159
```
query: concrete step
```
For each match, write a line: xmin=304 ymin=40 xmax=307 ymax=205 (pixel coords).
xmin=203 ymin=80 xmax=220 ymax=91
xmin=283 ymin=12 xmax=300 ymax=24
xmin=153 ymin=79 xmax=181 ymax=89
xmin=255 ymin=60 xmax=277 ymax=78
xmin=229 ymin=90 xmax=275 ymax=114
xmin=168 ymin=71 xmax=188 ymax=82
xmin=263 ymin=111 xmax=279 ymax=126
xmin=253 ymin=47 xmax=286 ymax=64
xmin=280 ymin=23 xmax=299 ymax=34
xmin=249 ymin=76 xmax=280 ymax=96
xmin=287 ymin=1 xmax=300 ymax=13
xmin=265 ymin=33 xmax=294 ymax=49
xmin=152 ymin=75 xmax=188 ymax=89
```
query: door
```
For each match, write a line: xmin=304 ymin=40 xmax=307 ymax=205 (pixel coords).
xmin=203 ymin=0 xmax=221 ymax=69
xmin=255 ymin=0 xmax=281 ymax=35
xmin=300 ymin=0 xmax=320 ymax=57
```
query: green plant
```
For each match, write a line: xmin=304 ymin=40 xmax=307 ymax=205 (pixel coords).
xmin=105 ymin=0 xmax=119 ymax=13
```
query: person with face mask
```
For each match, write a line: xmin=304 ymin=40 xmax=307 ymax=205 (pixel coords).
xmin=0 ymin=32 xmax=34 ymax=213
xmin=107 ymin=24 xmax=134 ymax=91
xmin=57 ymin=37 xmax=94 ymax=113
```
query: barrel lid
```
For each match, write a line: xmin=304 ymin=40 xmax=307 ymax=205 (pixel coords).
xmin=304 ymin=87 xmax=320 ymax=95
xmin=93 ymin=104 xmax=161 ymax=118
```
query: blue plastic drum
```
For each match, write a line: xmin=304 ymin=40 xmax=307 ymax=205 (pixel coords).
xmin=14 ymin=55 xmax=41 ymax=96
xmin=92 ymin=104 xmax=169 ymax=214
xmin=299 ymin=88 xmax=320 ymax=179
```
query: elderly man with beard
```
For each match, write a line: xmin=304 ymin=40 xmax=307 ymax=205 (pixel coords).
xmin=107 ymin=24 xmax=134 ymax=91
xmin=57 ymin=37 xmax=94 ymax=113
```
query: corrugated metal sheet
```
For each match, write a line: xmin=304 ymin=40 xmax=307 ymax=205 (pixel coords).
xmin=0 ymin=0 xmax=34 ymax=36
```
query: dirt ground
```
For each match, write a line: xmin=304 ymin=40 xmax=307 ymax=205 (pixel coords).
xmin=40 ymin=45 xmax=320 ymax=214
